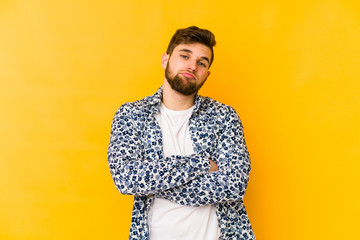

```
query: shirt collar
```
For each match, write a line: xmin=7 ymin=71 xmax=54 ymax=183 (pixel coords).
xmin=147 ymin=86 xmax=203 ymax=114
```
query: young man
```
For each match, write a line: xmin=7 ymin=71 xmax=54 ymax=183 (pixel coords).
xmin=107 ymin=26 xmax=255 ymax=240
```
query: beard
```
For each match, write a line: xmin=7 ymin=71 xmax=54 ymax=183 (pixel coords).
xmin=165 ymin=63 xmax=205 ymax=96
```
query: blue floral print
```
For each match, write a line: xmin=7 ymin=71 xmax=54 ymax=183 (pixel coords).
xmin=108 ymin=87 xmax=255 ymax=240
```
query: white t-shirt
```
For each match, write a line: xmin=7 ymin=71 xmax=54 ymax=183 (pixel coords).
xmin=150 ymin=103 xmax=220 ymax=240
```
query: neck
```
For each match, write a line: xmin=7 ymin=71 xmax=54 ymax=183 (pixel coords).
xmin=162 ymin=78 xmax=195 ymax=111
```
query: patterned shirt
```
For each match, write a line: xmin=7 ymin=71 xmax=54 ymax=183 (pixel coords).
xmin=107 ymin=87 xmax=256 ymax=240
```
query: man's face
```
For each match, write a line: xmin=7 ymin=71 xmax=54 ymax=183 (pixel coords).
xmin=162 ymin=43 xmax=212 ymax=96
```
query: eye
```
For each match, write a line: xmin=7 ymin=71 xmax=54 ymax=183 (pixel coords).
xmin=197 ymin=61 xmax=206 ymax=67
xmin=180 ymin=55 xmax=189 ymax=59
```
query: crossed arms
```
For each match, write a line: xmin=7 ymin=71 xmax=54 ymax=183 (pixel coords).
xmin=107 ymin=103 xmax=251 ymax=207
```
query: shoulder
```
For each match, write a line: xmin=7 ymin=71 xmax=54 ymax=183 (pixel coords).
xmin=111 ymin=96 xmax=153 ymax=130
xmin=199 ymin=96 xmax=238 ymax=116
xmin=115 ymin=96 xmax=152 ymax=116
xmin=198 ymin=96 xmax=243 ymax=128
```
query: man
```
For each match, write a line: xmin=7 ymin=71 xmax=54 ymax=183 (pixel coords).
xmin=107 ymin=26 xmax=255 ymax=240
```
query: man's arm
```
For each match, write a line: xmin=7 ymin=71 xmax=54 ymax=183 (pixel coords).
xmin=107 ymin=103 xmax=211 ymax=196
xmin=209 ymin=159 xmax=219 ymax=172
xmin=155 ymin=106 xmax=251 ymax=207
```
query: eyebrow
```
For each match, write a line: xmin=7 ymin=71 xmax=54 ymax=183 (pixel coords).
xmin=179 ymin=48 xmax=210 ymax=64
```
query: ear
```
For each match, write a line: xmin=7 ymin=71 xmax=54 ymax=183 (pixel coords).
xmin=161 ymin=53 xmax=169 ymax=70
xmin=205 ymin=70 xmax=211 ymax=80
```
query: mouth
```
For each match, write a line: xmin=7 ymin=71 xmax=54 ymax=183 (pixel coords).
xmin=181 ymin=72 xmax=196 ymax=80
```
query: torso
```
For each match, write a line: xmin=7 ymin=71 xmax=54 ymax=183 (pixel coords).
xmin=149 ymin=103 xmax=220 ymax=240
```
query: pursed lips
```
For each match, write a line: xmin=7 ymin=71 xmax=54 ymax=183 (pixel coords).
xmin=181 ymin=72 xmax=196 ymax=80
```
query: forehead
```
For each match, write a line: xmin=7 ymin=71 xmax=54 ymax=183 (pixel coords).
xmin=173 ymin=43 xmax=212 ymax=59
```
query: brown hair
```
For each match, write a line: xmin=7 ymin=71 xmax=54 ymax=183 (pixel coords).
xmin=166 ymin=26 xmax=216 ymax=67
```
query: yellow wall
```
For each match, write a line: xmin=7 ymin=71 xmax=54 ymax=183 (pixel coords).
xmin=1 ymin=0 xmax=359 ymax=239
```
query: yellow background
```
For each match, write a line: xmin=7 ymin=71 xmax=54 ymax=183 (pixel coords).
xmin=1 ymin=0 xmax=359 ymax=239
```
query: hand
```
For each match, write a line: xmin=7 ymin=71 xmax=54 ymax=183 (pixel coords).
xmin=209 ymin=159 xmax=218 ymax=172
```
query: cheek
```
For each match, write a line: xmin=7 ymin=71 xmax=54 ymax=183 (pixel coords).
xmin=197 ymin=70 xmax=208 ymax=79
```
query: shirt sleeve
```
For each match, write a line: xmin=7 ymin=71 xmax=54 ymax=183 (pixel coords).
xmin=155 ymin=106 xmax=251 ymax=207
xmin=107 ymin=103 xmax=211 ymax=196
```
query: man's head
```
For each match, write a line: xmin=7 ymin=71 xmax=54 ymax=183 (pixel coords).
xmin=166 ymin=26 xmax=216 ymax=68
xmin=162 ymin=26 xmax=216 ymax=96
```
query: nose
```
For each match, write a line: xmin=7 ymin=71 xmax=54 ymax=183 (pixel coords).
xmin=187 ymin=60 xmax=197 ymax=72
